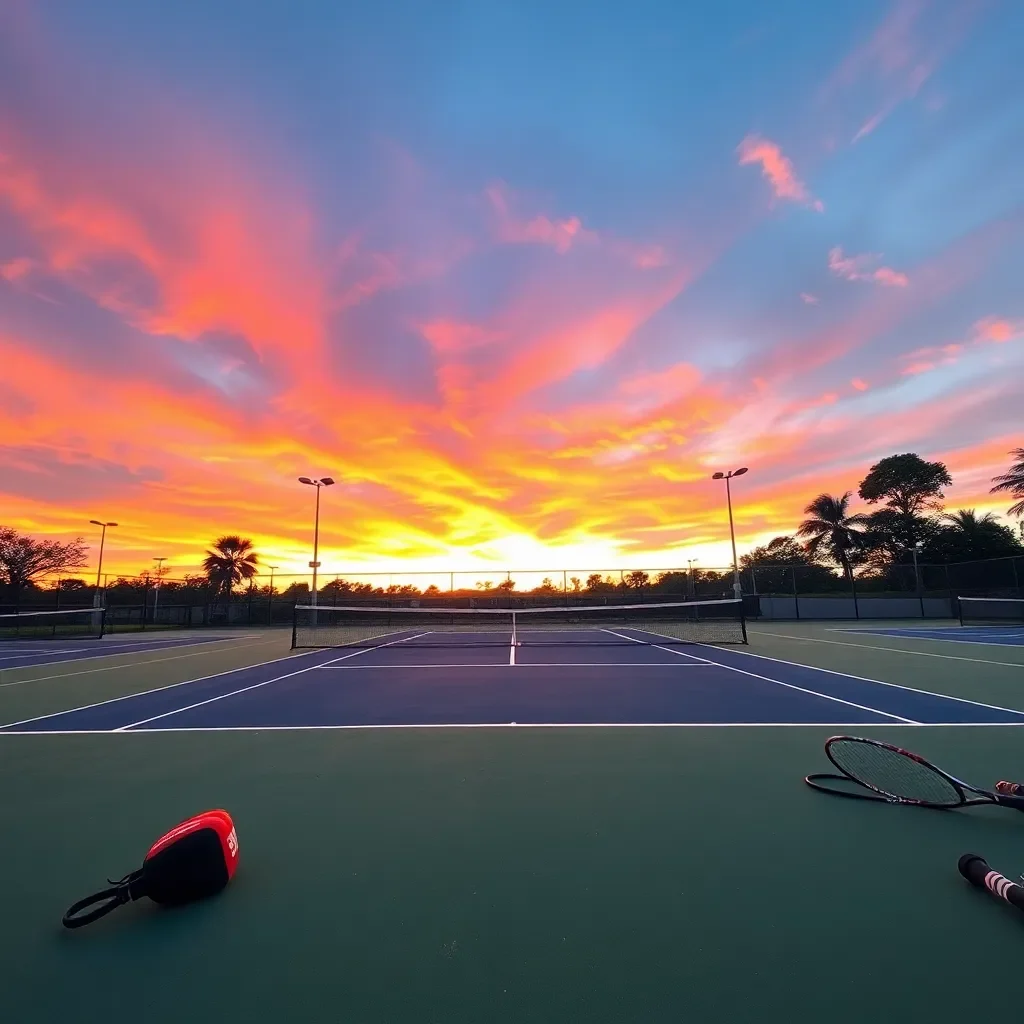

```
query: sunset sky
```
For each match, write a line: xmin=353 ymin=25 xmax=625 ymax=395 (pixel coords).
xmin=1 ymin=0 xmax=1022 ymax=582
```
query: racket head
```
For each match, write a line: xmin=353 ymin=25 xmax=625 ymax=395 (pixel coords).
xmin=824 ymin=736 xmax=966 ymax=807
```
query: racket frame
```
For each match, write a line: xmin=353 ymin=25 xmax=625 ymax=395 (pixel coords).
xmin=823 ymin=735 xmax=1024 ymax=811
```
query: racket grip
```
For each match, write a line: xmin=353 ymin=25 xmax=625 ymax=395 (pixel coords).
xmin=995 ymin=781 xmax=1024 ymax=796
xmin=958 ymin=854 xmax=1024 ymax=915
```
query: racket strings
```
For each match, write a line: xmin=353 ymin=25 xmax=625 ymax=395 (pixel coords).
xmin=829 ymin=740 xmax=961 ymax=805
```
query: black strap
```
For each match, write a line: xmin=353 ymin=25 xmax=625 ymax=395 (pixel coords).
xmin=62 ymin=884 xmax=132 ymax=929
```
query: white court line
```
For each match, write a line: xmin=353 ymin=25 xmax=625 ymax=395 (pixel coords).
xmin=0 ymin=636 xmax=282 ymax=690
xmin=0 ymin=633 xmax=263 ymax=675
xmin=750 ymin=630 xmax=1024 ymax=669
xmin=0 ymin=648 xmax=88 ymax=661
xmin=315 ymin=662 xmax=713 ymax=669
xmin=6 ymin=721 xmax=1024 ymax=735
xmin=113 ymin=632 xmax=433 ymax=731
xmin=599 ymin=628 xmax=916 ymax=723
xmin=0 ymin=646 xmax=334 ymax=729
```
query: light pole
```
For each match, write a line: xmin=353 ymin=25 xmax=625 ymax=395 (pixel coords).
xmin=152 ymin=557 xmax=168 ymax=622
xmin=298 ymin=477 xmax=335 ymax=616
xmin=908 ymin=540 xmax=925 ymax=617
xmin=908 ymin=541 xmax=924 ymax=593
xmin=268 ymin=565 xmax=279 ymax=625
xmin=89 ymin=520 xmax=118 ymax=595
xmin=711 ymin=467 xmax=749 ymax=600
xmin=687 ymin=558 xmax=699 ymax=599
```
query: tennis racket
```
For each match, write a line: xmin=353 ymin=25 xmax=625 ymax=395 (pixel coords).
xmin=804 ymin=736 xmax=1024 ymax=810
xmin=958 ymin=854 xmax=1024 ymax=918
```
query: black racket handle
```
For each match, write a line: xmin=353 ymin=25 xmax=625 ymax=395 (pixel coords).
xmin=958 ymin=854 xmax=1024 ymax=915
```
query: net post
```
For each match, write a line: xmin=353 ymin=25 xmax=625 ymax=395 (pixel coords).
xmin=740 ymin=599 xmax=748 ymax=644
xmin=957 ymin=596 xmax=964 ymax=626
xmin=291 ymin=602 xmax=298 ymax=649
xmin=98 ymin=606 xmax=106 ymax=639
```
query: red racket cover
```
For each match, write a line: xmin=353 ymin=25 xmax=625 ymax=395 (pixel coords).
xmin=63 ymin=809 xmax=239 ymax=928
xmin=134 ymin=809 xmax=239 ymax=905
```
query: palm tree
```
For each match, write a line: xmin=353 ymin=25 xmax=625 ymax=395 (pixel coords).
xmin=943 ymin=508 xmax=999 ymax=533
xmin=202 ymin=536 xmax=259 ymax=602
xmin=991 ymin=448 xmax=1024 ymax=517
xmin=796 ymin=492 xmax=870 ymax=581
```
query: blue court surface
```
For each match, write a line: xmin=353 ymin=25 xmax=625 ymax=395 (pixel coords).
xmin=0 ymin=634 xmax=245 ymax=670
xmin=4 ymin=628 xmax=1024 ymax=733
xmin=835 ymin=626 xmax=1024 ymax=646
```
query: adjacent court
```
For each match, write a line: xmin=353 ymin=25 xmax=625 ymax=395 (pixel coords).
xmin=3 ymin=606 xmax=1024 ymax=1023
xmin=0 ymin=634 xmax=245 ymax=671
xmin=837 ymin=625 xmax=1024 ymax=646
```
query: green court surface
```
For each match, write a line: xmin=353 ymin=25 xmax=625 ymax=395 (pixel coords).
xmin=2 ymin=620 xmax=1024 ymax=1023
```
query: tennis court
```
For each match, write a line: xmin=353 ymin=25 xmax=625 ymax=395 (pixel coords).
xmin=0 ymin=633 xmax=248 ymax=670
xmin=837 ymin=625 xmax=1024 ymax=646
xmin=3 ymin=603 xmax=1024 ymax=1022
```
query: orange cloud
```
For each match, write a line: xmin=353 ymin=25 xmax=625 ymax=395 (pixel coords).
xmin=736 ymin=135 xmax=824 ymax=212
xmin=828 ymin=246 xmax=909 ymax=287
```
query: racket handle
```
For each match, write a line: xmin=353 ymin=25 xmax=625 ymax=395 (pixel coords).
xmin=958 ymin=854 xmax=1024 ymax=915
xmin=995 ymin=781 xmax=1024 ymax=796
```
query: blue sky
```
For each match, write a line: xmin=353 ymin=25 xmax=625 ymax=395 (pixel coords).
xmin=1 ymin=0 xmax=1021 ymax=575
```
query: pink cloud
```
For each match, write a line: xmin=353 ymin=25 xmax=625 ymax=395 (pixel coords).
xmin=485 ymin=183 xmax=597 ymax=254
xmin=821 ymin=0 xmax=981 ymax=143
xmin=828 ymin=246 xmax=909 ymax=287
xmin=619 ymin=363 xmax=702 ymax=405
xmin=972 ymin=316 xmax=1023 ymax=345
xmin=419 ymin=320 xmax=501 ymax=355
xmin=800 ymin=292 xmax=819 ymax=305
xmin=900 ymin=342 xmax=962 ymax=376
xmin=0 ymin=256 xmax=35 ymax=281
xmin=736 ymin=135 xmax=823 ymax=212
xmin=851 ymin=378 xmax=868 ymax=391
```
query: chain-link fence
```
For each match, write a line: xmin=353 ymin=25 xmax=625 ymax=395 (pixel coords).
xmin=2 ymin=555 xmax=1020 ymax=626
xmin=740 ymin=554 xmax=1023 ymax=599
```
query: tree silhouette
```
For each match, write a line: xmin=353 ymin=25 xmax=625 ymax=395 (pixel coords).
xmin=923 ymin=509 xmax=1024 ymax=563
xmin=0 ymin=527 xmax=88 ymax=602
xmin=858 ymin=453 xmax=952 ymax=517
xmin=991 ymin=448 xmax=1024 ymax=518
xmin=202 ymin=536 xmax=259 ymax=601
xmin=797 ymin=493 xmax=869 ymax=581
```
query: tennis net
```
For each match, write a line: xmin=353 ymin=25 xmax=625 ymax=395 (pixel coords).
xmin=0 ymin=607 xmax=107 ymax=641
xmin=291 ymin=598 xmax=747 ymax=648
xmin=958 ymin=596 xmax=1024 ymax=627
